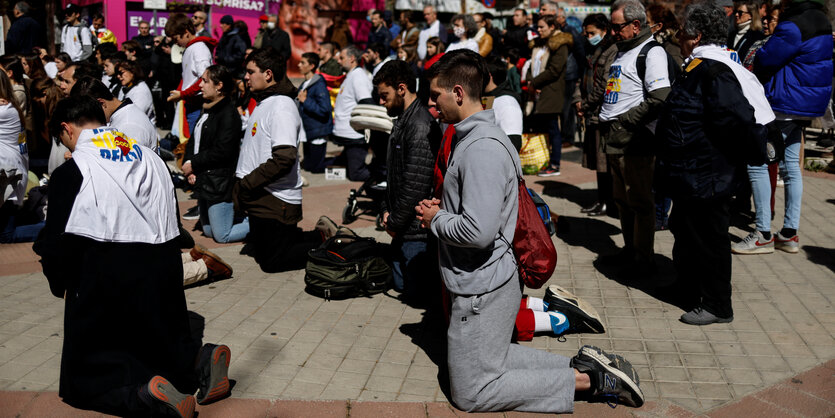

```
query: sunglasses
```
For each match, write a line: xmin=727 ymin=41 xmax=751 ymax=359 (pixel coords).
xmin=734 ymin=10 xmax=750 ymax=16
xmin=610 ymin=20 xmax=636 ymax=32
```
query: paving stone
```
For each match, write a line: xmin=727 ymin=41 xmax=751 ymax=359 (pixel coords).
xmin=269 ymin=400 xmax=347 ymax=417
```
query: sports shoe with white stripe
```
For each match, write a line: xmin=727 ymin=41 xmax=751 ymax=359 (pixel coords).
xmin=571 ymin=345 xmax=644 ymax=408
xmin=543 ymin=285 xmax=605 ymax=334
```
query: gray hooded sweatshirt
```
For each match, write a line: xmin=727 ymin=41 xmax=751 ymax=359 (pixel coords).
xmin=430 ymin=109 xmax=520 ymax=296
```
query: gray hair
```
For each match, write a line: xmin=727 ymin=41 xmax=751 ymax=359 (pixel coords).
xmin=341 ymin=45 xmax=363 ymax=62
xmin=682 ymin=2 xmax=729 ymax=46
xmin=612 ymin=0 xmax=647 ymax=26
xmin=452 ymin=14 xmax=478 ymax=39
xmin=14 ymin=1 xmax=30 ymax=15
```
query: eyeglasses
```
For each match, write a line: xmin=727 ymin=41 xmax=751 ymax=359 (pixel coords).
xmin=734 ymin=10 xmax=750 ymax=17
xmin=610 ymin=20 xmax=635 ymax=32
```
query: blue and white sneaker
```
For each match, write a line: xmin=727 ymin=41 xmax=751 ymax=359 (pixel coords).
xmin=571 ymin=345 xmax=644 ymax=408
xmin=549 ymin=311 xmax=570 ymax=335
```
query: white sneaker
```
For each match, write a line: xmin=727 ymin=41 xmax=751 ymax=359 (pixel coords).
xmin=731 ymin=231 xmax=774 ymax=254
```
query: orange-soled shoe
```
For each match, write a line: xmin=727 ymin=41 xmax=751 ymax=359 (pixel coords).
xmin=195 ymin=343 xmax=231 ymax=405
xmin=139 ymin=375 xmax=196 ymax=418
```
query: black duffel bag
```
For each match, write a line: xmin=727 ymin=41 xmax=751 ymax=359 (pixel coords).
xmin=304 ymin=232 xmax=391 ymax=300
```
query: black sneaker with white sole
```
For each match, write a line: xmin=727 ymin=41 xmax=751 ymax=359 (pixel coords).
xmin=571 ymin=345 xmax=644 ymax=408
xmin=182 ymin=205 xmax=200 ymax=220
xmin=544 ymin=285 xmax=605 ymax=335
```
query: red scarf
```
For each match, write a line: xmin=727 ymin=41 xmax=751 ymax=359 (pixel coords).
xmin=432 ymin=124 xmax=456 ymax=198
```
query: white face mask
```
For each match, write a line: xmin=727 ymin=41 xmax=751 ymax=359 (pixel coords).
xmin=267 ymin=21 xmax=275 ymax=30
xmin=453 ymin=26 xmax=466 ymax=39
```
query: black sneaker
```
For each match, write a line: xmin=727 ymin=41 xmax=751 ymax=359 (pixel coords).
xmin=571 ymin=345 xmax=644 ymax=408
xmin=543 ymin=285 xmax=605 ymax=334
xmin=817 ymin=136 xmax=835 ymax=148
xmin=138 ymin=375 xmax=196 ymax=417
xmin=195 ymin=343 xmax=231 ymax=405
xmin=182 ymin=205 xmax=200 ymax=220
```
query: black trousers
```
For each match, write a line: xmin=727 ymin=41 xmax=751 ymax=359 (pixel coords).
xmin=249 ymin=216 xmax=322 ymax=273
xmin=669 ymin=196 xmax=733 ymax=318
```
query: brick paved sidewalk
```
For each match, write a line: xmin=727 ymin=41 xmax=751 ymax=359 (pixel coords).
xmin=0 ymin=155 xmax=833 ymax=416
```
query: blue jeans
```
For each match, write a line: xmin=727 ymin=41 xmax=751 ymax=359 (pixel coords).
xmin=391 ymin=238 xmax=429 ymax=294
xmin=185 ymin=104 xmax=201 ymax=138
xmin=543 ymin=114 xmax=562 ymax=169
xmin=779 ymin=141 xmax=802 ymax=231
xmin=747 ymin=163 xmax=771 ymax=232
xmin=0 ymin=203 xmax=45 ymax=243
xmin=199 ymin=200 xmax=249 ymax=243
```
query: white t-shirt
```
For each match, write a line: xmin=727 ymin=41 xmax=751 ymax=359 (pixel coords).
xmin=599 ymin=36 xmax=671 ymax=122
xmin=67 ymin=127 xmax=178 ymax=244
xmin=447 ymin=39 xmax=479 ymax=53
xmin=193 ymin=113 xmax=210 ymax=154
xmin=110 ymin=102 xmax=159 ymax=152
xmin=492 ymin=95 xmax=523 ymax=137
xmin=236 ymin=95 xmax=305 ymax=205
xmin=124 ymin=81 xmax=156 ymax=125
xmin=61 ymin=23 xmax=93 ymax=61
xmin=333 ymin=67 xmax=373 ymax=140
xmin=0 ymin=104 xmax=27 ymax=205
xmin=418 ymin=20 xmax=440 ymax=60
xmin=182 ymin=41 xmax=213 ymax=91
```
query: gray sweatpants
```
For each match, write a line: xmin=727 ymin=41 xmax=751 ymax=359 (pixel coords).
xmin=447 ymin=274 xmax=576 ymax=413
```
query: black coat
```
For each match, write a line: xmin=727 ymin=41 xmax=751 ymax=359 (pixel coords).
xmin=262 ymin=28 xmax=291 ymax=62
xmin=216 ymin=29 xmax=247 ymax=73
xmin=383 ymin=99 xmax=441 ymax=240
xmin=185 ymin=98 xmax=243 ymax=202
xmin=5 ymin=15 xmax=43 ymax=55
xmin=729 ymin=28 xmax=765 ymax=63
xmin=656 ymin=58 xmax=767 ymax=200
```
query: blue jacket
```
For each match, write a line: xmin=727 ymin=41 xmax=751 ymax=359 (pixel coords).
xmin=296 ymin=74 xmax=333 ymax=140
xmin=754 ymin=1 xmax=833 ymax=118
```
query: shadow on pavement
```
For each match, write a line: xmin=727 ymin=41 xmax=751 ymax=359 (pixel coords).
xmin=593 ymin=254 xmax=696 ymax=312
xmin=555 ymin=215 xmax=621 ymax=256
xmin=399 ymin=304 xmax=451 ymax=403
xmin=803 ymin=245 xmax=835 ymax=273
xmin=537 ymin=180 xmax=599 ymax=210
xmin=826 ymin=198 xmax=835 ymax=205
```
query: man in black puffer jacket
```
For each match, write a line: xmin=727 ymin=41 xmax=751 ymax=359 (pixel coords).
xmin=373 ymin=60 xmax=441 ymax=301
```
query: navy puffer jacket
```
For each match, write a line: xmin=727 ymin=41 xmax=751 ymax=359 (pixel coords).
xmin=754 ymin=1 xmax=833 ymax=118
xmin=296 ymin=74 xmax=333 ymax=140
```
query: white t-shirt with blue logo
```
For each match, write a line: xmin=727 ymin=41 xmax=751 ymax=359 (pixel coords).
xmin=599 ymin=36 xmax=670 ymax=123
xmin=236 ymin=94 xmax=306 ymax=205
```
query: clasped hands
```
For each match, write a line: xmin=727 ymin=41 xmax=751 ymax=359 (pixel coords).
xmin=415 ymin=198 xmax=441 ymax=229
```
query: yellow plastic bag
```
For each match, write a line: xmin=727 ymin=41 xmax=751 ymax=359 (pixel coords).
xmin=519 ymin=133 xmax=550 ymax=172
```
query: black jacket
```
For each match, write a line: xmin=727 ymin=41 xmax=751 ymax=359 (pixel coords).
xmin=383 ymin=99 xmax=441 ymax=240
xmin=216 ymin=29 xmax=247 ymax=74
xmin=655 ymin=58 xmax=766 ymax=200
xmin=5 ymin=15 xmax=43 ymax=55
xmin=184 ymin=98 xmax=243 ymax=202
xmin=728 ymin=28 xmax=765 ymax=63
xmin=262 ymin=28 xmax=291 ymax=62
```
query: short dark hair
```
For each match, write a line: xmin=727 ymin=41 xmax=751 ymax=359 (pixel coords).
xmin=49 ymin=96 xmax=107 ymax=142
xmin=504 ymin=48 xmax=521 ymax=66
xmin=245 ymin=47 xmax=286 ymax=79
xmin=55 ymin=52 xmax=72 ymax=65
xmin=97 ymin=42 xmax=118 ymax=59
xmin=204 ymin=64 xmax=236 ymax=97
xmin=400 ymin=10 xmax=413 ymax=23
xmin=319 ymin=41 xmax=336 ymax=55
xmin=301 ymin=52 xmax=319 ymax=68
xmin=582 ymin=13 xmax=610 ymax=32
xmin=92 ymin=13 xmax=104 ymax=21
xmin=372 ymin=60 xmax=417 ymax=93
xmin=117 ymin=60 xmax=145 ymax=81
xmin=164 ymin=13 xmax=195 ymax=37
xmin=485 ymin=55 xmax=507 ymax=85
xmin=425 ymin=49 xmax=486 ymax=99
xmin=68 ymin=62 xmax=101 ymax=82
xmin=122 ymin=40 xmax=142 ymax=54
xmin=71 ymin=76 xmax=114 ymax=100
xmin=367 ymin=42 xmax=388 ymax=59
xmin=105 ymin=51 xmax=127 ymax=64
xmin=64 ymin=3 xmax=80 ymax=16
xmin=515 ymin=7 xmax=527 ymax=16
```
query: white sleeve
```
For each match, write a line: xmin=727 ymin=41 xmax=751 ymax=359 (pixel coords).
xmin=494 ymin=97 xmax=523 ymax=136
xmin=644 ymin=46 xmax=671 ymax=92
xmin=81 ymin=27 xmax=93 ymax=46
xmin=192 ymin=45 xmax=213 ymax=80
xmin=417 ymin=30 xmax=429 ymax=60
xmin=268 ymin=104 xmax=303 ymax=148
xmin=355 ymin=75 xmax=373 ymax=102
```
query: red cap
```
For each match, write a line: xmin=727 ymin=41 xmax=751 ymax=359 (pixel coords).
xmin=259 ymin=15 xmax=269 ymax=22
